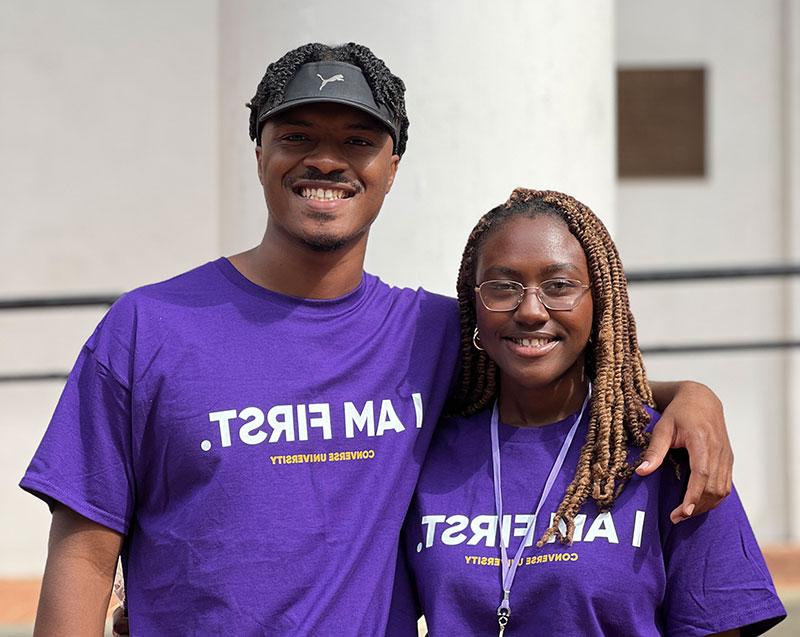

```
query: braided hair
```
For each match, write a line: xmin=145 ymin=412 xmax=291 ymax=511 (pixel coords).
xmin=449 ymin=188 xmax=654 ymax=545
xmin=247 ymin=42 xmax=409 ymax=157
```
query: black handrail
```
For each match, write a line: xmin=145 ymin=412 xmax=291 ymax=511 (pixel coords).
xmin=0 ymin=295 xmax=117 ymax=310
xmin=642 ymin=339 xmax=800 ymax=355
xmin=0 ymin=372 xmax=69 ymax=382
xmin=1 ymin=264 xmax=799 ymax=382
xmin=627 ymin=264 xmax=800 ymax=283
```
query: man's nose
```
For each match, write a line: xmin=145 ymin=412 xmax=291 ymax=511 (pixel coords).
xmin=303 ymin=141 xmax=348 ymax=174
xmin=513 ymin=289 xmax=549 ymax=324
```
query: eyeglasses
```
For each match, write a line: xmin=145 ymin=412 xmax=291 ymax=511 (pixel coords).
xmin=475 ymin=279 xmax=590 ymax=312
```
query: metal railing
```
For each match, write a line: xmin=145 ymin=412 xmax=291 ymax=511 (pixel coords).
xmin=627 ymin=264 xmax=800 ymax=283
xmin=2 ymin=264 xmax=799 ymax=382
xmin=0 ymin=295 xmax=116 ymax=382
xmin=628 ymin=264 xmax=800 ymax=355
xmin=0 ymin=295 xmax=117 ymax=310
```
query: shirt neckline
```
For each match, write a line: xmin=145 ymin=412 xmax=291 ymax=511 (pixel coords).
xmin=497 ymin=408 xmax=587 ymax=444
xmin=213 ymin=257 xmax=372 ymax=317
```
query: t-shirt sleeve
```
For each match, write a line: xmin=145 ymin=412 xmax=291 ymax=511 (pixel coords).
xmin=660 ymin=480 xmax=786 ymax=636
xmin=19 ymin=300 xmax=138 ymax=535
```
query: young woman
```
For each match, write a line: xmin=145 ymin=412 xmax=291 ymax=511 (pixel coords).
xmin=398 ymin=189 xmax=785 ymax=635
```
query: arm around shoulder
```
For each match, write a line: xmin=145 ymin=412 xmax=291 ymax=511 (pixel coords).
xmin=642 ymin=380 xmax=733 ymax=521
xmin=34 ymin=504 xmax=123 ymax=637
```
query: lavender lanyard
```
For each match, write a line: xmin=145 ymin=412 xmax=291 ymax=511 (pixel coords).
xmin=490 ymin=384 xmax=591 ymax=633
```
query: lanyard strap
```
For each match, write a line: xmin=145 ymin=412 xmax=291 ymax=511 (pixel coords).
xmin=490 ymin=385 xmax=591 ymax=621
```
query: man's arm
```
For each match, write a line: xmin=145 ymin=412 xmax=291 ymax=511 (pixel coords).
xmin=637 ymin=380 xmax=734 ymax=524
xmin=34 ymin=504 xmax=123 ymax=637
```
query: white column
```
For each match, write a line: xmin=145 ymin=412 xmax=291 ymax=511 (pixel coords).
xmin=218 ymin=0 xmax=616 ymax=295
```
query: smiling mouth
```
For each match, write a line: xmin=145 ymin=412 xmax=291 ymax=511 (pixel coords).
xmin=295 ymin=186 xmax=354 ymax=201
xmin=502 ymin=335 xmax=561 ymax=357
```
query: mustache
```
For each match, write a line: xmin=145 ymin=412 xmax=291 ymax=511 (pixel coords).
xmin=287 ymin=169 xmax=362 ymax=192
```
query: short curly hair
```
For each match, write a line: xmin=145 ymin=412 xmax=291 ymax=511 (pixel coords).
xmin=247 ymin=42 xmax=409 ymax=157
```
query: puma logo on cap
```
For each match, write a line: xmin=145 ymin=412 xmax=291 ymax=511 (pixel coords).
xmin=317 ymin=73 xmax=345 ymax=90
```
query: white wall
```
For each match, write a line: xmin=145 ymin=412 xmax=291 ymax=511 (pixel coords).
xmin=0 ymin=0 xmax=221 ymax=295
xmin=0 ymin=0 xmax=220 ymax=576
xmin=615 ymin=0 xmax=791 ymax=540
xmin=1 ymin=1 xmax=616 ymax=576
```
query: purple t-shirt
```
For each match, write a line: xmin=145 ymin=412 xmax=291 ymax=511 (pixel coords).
xmin=399 ymin=406 xmax=785 ymax=636
xmin=21 ymin=258 xmax=460 ymax=635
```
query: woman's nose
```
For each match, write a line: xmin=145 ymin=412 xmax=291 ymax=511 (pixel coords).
xmin=513 ymin=289 xmax=549 ymax=324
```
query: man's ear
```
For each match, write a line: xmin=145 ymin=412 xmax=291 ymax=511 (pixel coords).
xmin=385 ymin=154 xmax=400 ymax=194
xmin=255 ymin=145 xmax=264 ymax=186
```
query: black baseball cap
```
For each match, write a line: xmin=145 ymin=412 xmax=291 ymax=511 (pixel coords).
xmin=255 ymin=60 xmax=400 ymax=152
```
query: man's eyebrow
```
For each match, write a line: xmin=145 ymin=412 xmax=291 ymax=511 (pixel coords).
xmin=271 ymin=117 xmax=313 ymax=127
xmin=268 ymin=118 xmax=387 ymax=134
xmin=346 ymin=121 xmax=387 ymax=133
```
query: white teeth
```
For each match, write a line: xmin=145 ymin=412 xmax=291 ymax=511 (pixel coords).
xmin=299 ymin=187 xmax=349 ymax=200
xmin=513 ymin=337 xmax=553 ymax=347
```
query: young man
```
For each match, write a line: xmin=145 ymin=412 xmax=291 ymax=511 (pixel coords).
xmin=22 ymin=43 xmax=732 ymax=635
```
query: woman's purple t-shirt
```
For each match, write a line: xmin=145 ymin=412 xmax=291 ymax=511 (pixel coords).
xmin=399 ymin=406 xmax=785 ymax=636
xmin=21 ymin=258 xmax=460 ymax=635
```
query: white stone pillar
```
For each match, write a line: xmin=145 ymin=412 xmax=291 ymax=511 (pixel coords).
xmin=218 ymin=0 xmax=616 ymax=295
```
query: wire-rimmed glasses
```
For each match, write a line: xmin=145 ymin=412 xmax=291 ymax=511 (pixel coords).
xmin=475 ymin=279 xmax=590 ymax=312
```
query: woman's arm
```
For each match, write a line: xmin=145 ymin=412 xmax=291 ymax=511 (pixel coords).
xmin=638 ymin=380 xmax=734 ymax=523
xmin=34 ymin=504 xmax=123 ymax=637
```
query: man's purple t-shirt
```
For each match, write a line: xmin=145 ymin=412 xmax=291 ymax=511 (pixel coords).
xmin=21 ymin=258 xmax=460 ymax=635
xmin=399 ymin=406 xmax=785 ymax=636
